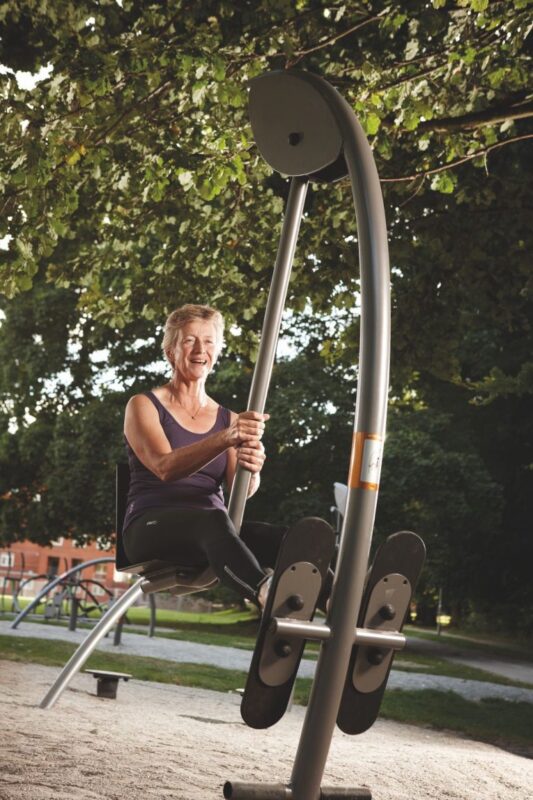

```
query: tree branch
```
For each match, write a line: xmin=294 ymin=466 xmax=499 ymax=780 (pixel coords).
xmin=380 ymin=133 xmax=533 ymax=184
xmin=375 ymin=62 xmax=447 ymax=93
xmin=419 ymin=98 xmax=533 ymax=133
xmin=287 ymin=12 xmax=386 ymax=67
xmin=92 ymin=80 xmax=172 ymax=146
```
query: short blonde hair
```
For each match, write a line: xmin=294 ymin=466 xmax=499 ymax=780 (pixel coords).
xmin=162 ymin=304 xmax=224 ymax=366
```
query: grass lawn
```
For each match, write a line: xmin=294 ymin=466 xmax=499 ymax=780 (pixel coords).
xmin=1 ymin=633 xmax=532 ymax=756
xmin=4 ymin=601 xmax=533 ymax=689
xmin=406 ymin=625 xmax=533 ymax=659
xmin=1 ymin=595 xmax=256 ymax=627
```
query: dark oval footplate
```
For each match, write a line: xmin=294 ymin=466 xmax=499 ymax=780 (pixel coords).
xmin=352 ymin=573 xmax=411 ymax=693
xmin=241 ymin=517 xmax=336 ymax=730
xmin=337 ymin=531 xmax=426 ymax=735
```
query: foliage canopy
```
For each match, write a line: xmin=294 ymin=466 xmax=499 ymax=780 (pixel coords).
xmin=1 ymin=1 xmax=531 ymax=378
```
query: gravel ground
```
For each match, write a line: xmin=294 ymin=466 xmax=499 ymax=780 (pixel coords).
xmin=1 ymin=659 xmax=533 ymax=800
xmin=2 ymin=620 xmax=533 ymax=705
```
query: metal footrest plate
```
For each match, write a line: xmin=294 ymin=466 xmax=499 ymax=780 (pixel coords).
xmin=258 ymin=562 xmax=321 ymax=687
xmin=353 ymin=573 xmax=411 ymax=693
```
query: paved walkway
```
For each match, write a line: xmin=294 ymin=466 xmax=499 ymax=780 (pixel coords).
xmin=407 ymin=633 xmax=533 ymax=685
xmin=2 ymin=619 xmax=533 ymax=705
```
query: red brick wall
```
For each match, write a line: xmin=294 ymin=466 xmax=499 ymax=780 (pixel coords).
xmin=0 ymin=538 xmax=130 ymax=598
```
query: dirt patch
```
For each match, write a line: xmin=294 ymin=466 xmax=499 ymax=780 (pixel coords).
xmin=2 ymin=660 xmax=532 ymax=800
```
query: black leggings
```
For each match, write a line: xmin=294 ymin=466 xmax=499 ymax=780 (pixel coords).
xmin=123 ymin=506 xmax=288 ymax=604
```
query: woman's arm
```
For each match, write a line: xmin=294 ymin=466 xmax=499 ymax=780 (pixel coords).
xmin=125 ymin=395 xmax=267 ymax=482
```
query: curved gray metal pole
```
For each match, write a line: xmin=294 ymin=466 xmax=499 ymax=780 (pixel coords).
xmin=228 ymin=176 xmax=308 ymax=533
xmin=288 ymin=78 xmax=390 ymax=800
xmin=39 ymin=578 xmax=144 ymax=709
xmin=11 ymin=556 xmax=115 ymax=629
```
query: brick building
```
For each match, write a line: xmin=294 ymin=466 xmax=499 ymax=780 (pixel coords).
xmin=0 ymin=537 xmax=130 ymax=604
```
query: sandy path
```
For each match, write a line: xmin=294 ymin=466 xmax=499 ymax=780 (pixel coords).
xmin=1 ymin=660 xmax=532 ymax=800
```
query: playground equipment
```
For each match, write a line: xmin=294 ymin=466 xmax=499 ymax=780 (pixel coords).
xmin=10 ymin=556 xmax=157 ymax=637
xmin=11 ymin=556 xmax=114 ymax=628
xmin=40 ymin=70 xmax=425 ymax=800
xmin=0 ymin=551 xmax=26 ymax=614
xmin=85 ymin=669 xmax=132 ymax=699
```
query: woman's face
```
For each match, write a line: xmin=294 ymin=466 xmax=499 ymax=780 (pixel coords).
xmin=170 ymin=320 xmax=220 ymax=381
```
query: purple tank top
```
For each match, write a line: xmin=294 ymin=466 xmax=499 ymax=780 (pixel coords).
xmin=122 ymin=391 xmax=231 ymax=531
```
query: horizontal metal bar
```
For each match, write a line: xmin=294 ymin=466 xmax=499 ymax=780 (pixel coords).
xmin=271 ymin=618 xmax=331 ymax=641
xmin=223 ymin=783 xmax=370 ymax=799
xmin=354 ymin=628 xmax=405 ymax=650
xmin=321 ymin=789 xmax=372 ymax=799
xmin=223 ymin=781 xmax=292 ymax=799
xmin=271 ymin=618 xmax=406 ymax=651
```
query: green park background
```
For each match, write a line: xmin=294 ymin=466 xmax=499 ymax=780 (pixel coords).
xmin=0 ymin=0 xmax=531 ymax=636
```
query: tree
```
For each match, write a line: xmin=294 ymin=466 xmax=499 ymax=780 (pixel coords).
xmin=1 ymin=0 xmax=531 ymax=630
xmin=377 ymin=404 xmax=504 ymax=624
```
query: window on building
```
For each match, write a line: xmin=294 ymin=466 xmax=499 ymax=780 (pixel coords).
xmin=47 ymin=557 xmax=60 ymax=577
xmin=94 ymin=563 xmax=108 ymax=579
xmin=0 ymin=552 xmax=15 ymax=568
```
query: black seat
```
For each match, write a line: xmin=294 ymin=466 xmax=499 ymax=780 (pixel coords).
xmin=115 ymin=463 xmax=217 ymax=594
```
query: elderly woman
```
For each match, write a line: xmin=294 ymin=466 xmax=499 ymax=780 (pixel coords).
xmin=122 ymin=303 xmax=287 ymax=608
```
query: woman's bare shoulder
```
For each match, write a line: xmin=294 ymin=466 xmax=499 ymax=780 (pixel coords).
xmin=125 ymin=392 xmax=156 ymax=414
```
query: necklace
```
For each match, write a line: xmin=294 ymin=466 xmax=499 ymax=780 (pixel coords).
xmin=168 ymin=386 xmax=205 ymax=420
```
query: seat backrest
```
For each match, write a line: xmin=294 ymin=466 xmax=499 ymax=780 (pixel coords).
xmin=115 ymin=462 xmax=132 ymax=571
xmin=333 ymin=482 xmax=348 ymax=519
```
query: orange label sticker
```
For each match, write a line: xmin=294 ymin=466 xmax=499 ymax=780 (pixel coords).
xmin=348 ymin=432 xmax=383 ymax=491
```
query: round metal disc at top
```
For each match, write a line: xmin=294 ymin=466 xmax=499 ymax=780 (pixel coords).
xmin=248 ymin=71 xmax=346 ymax=181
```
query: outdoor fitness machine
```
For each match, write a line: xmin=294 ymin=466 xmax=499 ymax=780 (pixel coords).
xmin=39 ymin=70 xmax=425 ymax=800
xmin=222 ymin=68 xmax=425 ymax=800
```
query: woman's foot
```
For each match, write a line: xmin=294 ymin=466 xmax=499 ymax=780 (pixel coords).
xmin=256 ymin=569 xmax=273 ymax=609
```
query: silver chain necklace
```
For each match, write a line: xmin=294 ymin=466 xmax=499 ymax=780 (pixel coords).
xmin=169 ymin=385 xmax=205 ymax=420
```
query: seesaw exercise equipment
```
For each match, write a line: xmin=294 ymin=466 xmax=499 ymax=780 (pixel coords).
xmin=40 ymin=70 xmax=425 ymax=800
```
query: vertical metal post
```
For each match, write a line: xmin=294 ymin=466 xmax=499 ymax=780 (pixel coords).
xmin=437 ymin=587 xmax=443 ymax=636
xmin=149 ymin=593 xmax=156 ymax=637
xmin=287 ymin=81 xmax=390 ymax=800
xmin=68 ymin=595 xmax=78 ymax=632
xmin=113 ymin=613 xmax=124 ymax=645
xmin=228 ymin=176 xmax=308 ymax=533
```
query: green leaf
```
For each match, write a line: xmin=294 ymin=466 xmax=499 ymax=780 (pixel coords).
xmin=430 ymin=172 xmax=455 ymax=194
xmin=18 ymin=274 xmax=34 ymax=291
xmin=15 ymin=238 xmax=33 ymax=259
xmin=192 ymin=81 xmax=208 ymax=105
xmin=404 ymin=40 xmax=419 ymax=60
xmin=364 ymin=113 xmax=381 ymax=135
